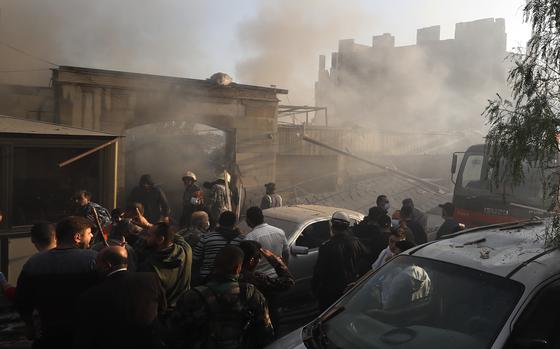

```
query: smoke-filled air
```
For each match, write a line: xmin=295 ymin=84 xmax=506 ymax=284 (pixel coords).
xmin=3 ymin=1 xmax=555 ymax=348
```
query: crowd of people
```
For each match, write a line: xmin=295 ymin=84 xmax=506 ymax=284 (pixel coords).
xmin=312 ymin=195 xmax=464 ymax=312
xmin=120 ymin=172 xmax=283 ymax=229
xmin=0 ymin=170 xmax=465 ymax=349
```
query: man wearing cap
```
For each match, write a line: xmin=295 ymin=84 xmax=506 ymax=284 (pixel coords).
xmin=312 ymin=211 xmax=368 ymax=311
xmin=180 ymin=171 xmax=204 ymax=228
xmin=206 ymin=172 xmax=232 ymax=227
xmin=260 ymin=182 xmax=283 ymax=209
xmin=436 ymin=202 xmax=463 ymax=239
xmin=128 ymin=174 xmax=171 ymax=224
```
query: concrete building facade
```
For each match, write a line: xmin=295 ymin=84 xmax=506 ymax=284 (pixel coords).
xmin=0 ymin=66 xmax=289 ymax=207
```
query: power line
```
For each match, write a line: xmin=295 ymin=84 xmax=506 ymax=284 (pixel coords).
xmin=0 ymin=68 xmax=51 ymax=73
xmin=0 ymin=40 xmax=58 ymax=67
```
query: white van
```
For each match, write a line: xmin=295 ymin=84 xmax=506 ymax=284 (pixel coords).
xmin=268 ymin=220 xmax=560 ymax=349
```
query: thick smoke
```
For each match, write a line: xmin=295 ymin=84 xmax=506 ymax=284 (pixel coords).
xmin=235 ymin=0 xmax=372 ymax=105
xmin=235 ymin=1 xmax=510 ymax=135
xmin=318 ymin=35 xmax=509 ymax=132
xmin=0 ymin=0 xmax=210 ymax=86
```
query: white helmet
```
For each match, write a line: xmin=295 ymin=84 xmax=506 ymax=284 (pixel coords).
xmin=216 ymin=171 xmax=231 ymax=183
xmin=182 ymin=171 xmax=197 ymax=181
xmin=331 ymin=211 xmax=350 ymax=225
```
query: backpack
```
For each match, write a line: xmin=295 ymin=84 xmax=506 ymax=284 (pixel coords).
xmin=192 ymin=283 xmax=255 ymax=349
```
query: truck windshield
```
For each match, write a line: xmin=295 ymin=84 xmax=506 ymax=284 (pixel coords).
xmin=310 ymin=255 xmax=523 ymax=349
xmin=460 ymin=154 xmax=485 ymax=189
xmin=458 ymin=152 xmax=550 ymax=208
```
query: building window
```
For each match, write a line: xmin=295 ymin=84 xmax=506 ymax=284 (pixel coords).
xmin=12 ymin=147 xmax=102 ymax=226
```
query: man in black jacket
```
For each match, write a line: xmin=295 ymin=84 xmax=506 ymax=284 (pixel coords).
xmin=353 ymin=207 xmax=389 ymax=266
xmin=312 ymin=211 xmax=368 ymax=311
xmin=401 ymin=205 xmax=427 ymax=244
xmin=16 ymin=216 xmax=97 ymax=349
xmin=128 ymin=174 xmax=171 ymax=224
xmin=75 ymin=246 xmax=166 ymax=349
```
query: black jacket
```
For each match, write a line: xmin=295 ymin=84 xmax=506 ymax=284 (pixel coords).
xmin=16 ymin=248 xmax=98 ymax=349
xmin=128 ymin=186 xmax=171 ymax=224
xmin=311 ymin=232 xmax=368 ymax=310
xmin=436 ymin=218 xmax=461 ymax=240
xmin=353 ymin=221 xmax=389 ymax=265
xmin=404 ymin=219 xmax=427 ymax=244
xmin=75 ymin=270 xmax=167 ymax=349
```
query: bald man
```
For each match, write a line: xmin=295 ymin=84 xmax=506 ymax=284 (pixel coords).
xmin=75 ymin=246 xmax=166 ymax=349
xmin=177 ymin=210 xmax=210 ymax=248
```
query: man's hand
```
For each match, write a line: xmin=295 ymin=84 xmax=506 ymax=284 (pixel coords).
xmin=260 ymin=248 xmax=275 ymax=258
xmin=260 ymin=248 xmax=285 ymax=266
xmin=133 ymin=208 xmax=153 ymax=229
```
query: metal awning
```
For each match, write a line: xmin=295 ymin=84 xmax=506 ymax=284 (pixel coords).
xmin=0 ymin=115 xmax=116 ymax=138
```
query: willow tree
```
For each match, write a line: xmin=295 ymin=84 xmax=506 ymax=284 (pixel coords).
xmin=484 ymin=0 xmax=560 ymax=241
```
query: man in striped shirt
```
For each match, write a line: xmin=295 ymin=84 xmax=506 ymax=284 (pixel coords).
xmin=192 ymin=211 xmax=244 ymax=283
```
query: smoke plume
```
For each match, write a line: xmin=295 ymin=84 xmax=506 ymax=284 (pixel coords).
xmin=0 ymin=0 xmax=210 ymax=86
xmin=235 ymin=0 xmax=372 ymax=105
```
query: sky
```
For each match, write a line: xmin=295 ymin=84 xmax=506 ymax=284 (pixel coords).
xmin=0 ymin=0 xmax=530 ymax=104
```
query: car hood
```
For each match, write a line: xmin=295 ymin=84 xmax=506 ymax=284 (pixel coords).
xmin=266 ymin=328 xmax=305 ymax=349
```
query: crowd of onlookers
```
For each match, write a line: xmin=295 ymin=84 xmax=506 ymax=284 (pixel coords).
xmin=0 ymin=171 xmax=291 ymax=349
xmin=311 ymin=194 xmax=463 ymax=312
xmin=3 ymin=205 xmax=293 ymax=349
xmin=0 ymin=171 xmax=464 ymax=349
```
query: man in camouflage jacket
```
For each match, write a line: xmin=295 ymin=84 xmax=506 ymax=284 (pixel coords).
xmin=168 ymin=246 xmax=273 ymax=349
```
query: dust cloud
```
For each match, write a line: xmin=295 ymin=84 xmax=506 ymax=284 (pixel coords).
xmin=318 ymin=39 xmax=508 ymax=132
xmin=0 ymin=0 xmax=210 ymax=86
xmin=235 ymin=0 xmax=372 ymax=105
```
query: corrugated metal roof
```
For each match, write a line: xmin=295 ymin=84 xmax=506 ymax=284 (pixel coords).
xmin=0 ymin=115 xmax=117 ymax=137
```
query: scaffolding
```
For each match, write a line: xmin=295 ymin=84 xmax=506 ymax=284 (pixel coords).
xmin=278 ymin=105 xmax=328 ymax=127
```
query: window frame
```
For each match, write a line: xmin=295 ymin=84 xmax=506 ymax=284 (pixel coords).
xmin=295 ymin=218 xmax=331 ymax=250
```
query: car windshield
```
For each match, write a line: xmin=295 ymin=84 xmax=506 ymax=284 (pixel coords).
xmin=306 ymin=255 xmax=524 ymax=349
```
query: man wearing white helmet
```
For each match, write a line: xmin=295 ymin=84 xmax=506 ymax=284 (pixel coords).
xmin=180 ymin=171 xmax=204 ymax=228
xmin=312 ymin=211 xmax=368 ymax=311
xmin=206 ymin=172 xmax=232 ymax=227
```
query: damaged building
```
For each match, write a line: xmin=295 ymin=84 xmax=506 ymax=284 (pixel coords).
xmin=0 ymin=20 xmax=510 ymax=227
xmin=315 ymin=18 xmax=508 ymax=133
xmin=0 ymin=66 xmax=358 ymax=223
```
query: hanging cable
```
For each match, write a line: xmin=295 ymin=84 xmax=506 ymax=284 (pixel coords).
xmin=0 ymin=40 xmax=58 ymax=67
xmin=0 ymin=68 xmax=51 ymax=73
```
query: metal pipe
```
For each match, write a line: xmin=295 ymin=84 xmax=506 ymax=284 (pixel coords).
xmin=58 ymin=138 xmax=118 ymax=167
xmin=301 ymin=135 xmax=448 ymax=195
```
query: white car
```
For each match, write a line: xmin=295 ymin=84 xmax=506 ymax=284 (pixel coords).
xmin=241 ymin=205 xmax=364 ymax=306
xmin=267 ymin=219 xmax=560 ymax=349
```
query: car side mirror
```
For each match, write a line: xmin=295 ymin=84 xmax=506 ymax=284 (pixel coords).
xmin=291 ymin=245 xmax=309 ymax=255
